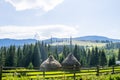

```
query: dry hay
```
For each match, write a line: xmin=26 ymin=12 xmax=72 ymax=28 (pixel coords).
xmin=40 ymin=55 xmax=62 ymax=71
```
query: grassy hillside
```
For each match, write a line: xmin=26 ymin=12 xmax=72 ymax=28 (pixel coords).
xmin=51 ymin=40 xmax=106 ymax=47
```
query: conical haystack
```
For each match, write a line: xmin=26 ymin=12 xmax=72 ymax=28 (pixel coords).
xmin=62 ymin=53 xmax=81 ymax=70
xmin=40 ymin=55 xmax=62 ymax=71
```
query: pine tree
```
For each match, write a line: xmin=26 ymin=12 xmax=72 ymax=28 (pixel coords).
xmin=63 ymin=45 xmax=69 ymax=58
xmin=108 ymin=57 xmax=112 ymax=66
xmin=87 ymin=49 xmax=91 ymax=67
xmin=112 ymin=55 xmax=116 ymax=65
xmin=23 ymin=44 xmax=29 ymax=56
xmin=54 ymin=46 xmax=58 ymax=60
xmin=17 ymin=46 xmax=23 ymax=66
xmin=118 ymin=48 xmax=120 ymax=60
xmin=73 ymin=45 xmax=80 ymax=61
xmin=0 ymin=47 xmax=6 ymax=66
xmin=24 ymin=44 xmax=34 ymax=67
xmin=99 ymin=50 xmax=107 ymax=67
xmin=6 ymin=45 xmax=17 ymax=67
xmin=109 ymin=55 xmax=116 ymax=66
xmin=80 ymin=47 xmax=87 ymax=66
xmin=21 ymin=44 xmax=31 ymax=67
xmin=90 ymin=47 xmax=95 ymax=67
xmin=40 ymin=42 xmax=48 ymax=62
xmin=94 ymin=47 xmax=99 ymax=66
xmin=32 ymin=42 xmax=41 ymax=68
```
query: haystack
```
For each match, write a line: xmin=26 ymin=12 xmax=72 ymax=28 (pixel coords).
xmin=62 ymin=53 xmax=81 ymax=70
xmin=40 ymin=55 xmax=62 ymax=71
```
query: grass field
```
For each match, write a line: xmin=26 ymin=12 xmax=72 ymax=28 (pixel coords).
xmin=2 ymin=66 xmax=120 ymax=80
xmin=52 ymin=40 xmax=106 ymax=47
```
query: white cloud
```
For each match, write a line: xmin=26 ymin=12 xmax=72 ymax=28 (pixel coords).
xmin=0 ymin=25 xmax=79 ymax=40
xmin=5 ymin=0 xmax=64 ymax=12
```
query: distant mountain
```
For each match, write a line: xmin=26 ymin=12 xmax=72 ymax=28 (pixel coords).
xmin=0 ymin=38 xmax=37 ymax=47
xmin=43 ymin=37 xmax=68 ymax=44
xmin=74 ymin=36 xmax=120 ymax=42
xmin=0 ymin=36 xmax=120 ymax=47
xmin=43 ymin=36 xmax=120 ymax=44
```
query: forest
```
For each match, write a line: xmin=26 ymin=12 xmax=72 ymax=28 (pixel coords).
xmin=0 ymin=41 xmax=120 ymax=68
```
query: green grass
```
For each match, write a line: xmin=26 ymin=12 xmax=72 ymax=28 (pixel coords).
xmin=2 ymin=74 xmax=120 ymax=80
xmin=2 ymin=66 xmax=120 ymax=80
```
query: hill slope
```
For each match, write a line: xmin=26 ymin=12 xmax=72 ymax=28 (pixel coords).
xmin=74 ymin=36 xmax=120 ymax=42
xmin=0 ymin=36 xmax=120 ymax=47
xmin=0 ymin=39 xmax=37 ymax=47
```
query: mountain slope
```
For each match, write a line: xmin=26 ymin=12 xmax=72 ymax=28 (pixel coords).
xmin=0 ymin=36 xmax=120 ymax=47
xmin=0 ymin=38 xmax=37 ymax=47
xmin=43 ymin=36 xmax=120 ymax=44
xmin=74 ymin=36 xmax=120 ymax=42
xmin=74 ymin=36 xmax=110 ymax=41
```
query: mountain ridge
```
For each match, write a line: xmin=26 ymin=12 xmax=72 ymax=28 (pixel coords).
xmin=0 ymin=36 xmax=120 ymax=47
xmin=0 ymin=38 xmax=37 ymax=47
xmin=74 ymin=36 xmax=120 ymax=41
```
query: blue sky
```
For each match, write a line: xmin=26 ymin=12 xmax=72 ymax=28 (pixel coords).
xmin=0 ymin=0 xmax=120 ymax=40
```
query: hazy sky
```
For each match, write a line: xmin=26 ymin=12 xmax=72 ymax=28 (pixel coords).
xmin=0 ymin=0 xmax=120 ymax=40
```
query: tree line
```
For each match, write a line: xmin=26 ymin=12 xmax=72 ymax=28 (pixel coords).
xmin=0 ymin=41 xmax=119 ymax=68
xmin=106 ymin=42 xmax=120 ymax=49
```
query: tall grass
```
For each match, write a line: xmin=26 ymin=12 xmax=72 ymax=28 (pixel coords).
xmin=3 ymin=72 xmax=120 ymax=80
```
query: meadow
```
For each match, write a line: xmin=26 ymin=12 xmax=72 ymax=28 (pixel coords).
xmin=52 ymin=40 xmax=106 ymax=47
xmin=2 ymin=66 xmax=120 ymax=80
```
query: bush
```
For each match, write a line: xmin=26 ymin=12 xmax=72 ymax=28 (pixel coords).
xmin=27 ymin=62 xmax=33 ymax=69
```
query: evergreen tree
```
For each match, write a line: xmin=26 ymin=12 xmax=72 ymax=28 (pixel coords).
xmin=94 ymin=47 xmax=99 ymax=66
xmin=63 ymin=45 xmax=69 ymax=58
xmin=118 ymin=48 xmax=120 ymax=60
xmin=108 ymin=57 xmax=113 ymax=66
xmin=6 ymin=45 xmax=17 ymax=67
xmin=21 ymin=44 xmax=31 ymax=67
xmin=23 ymin=44 xmax=29 ymax=56
xmin=59 ymin=53 xmax=64 ymax=63
xmin=99 ymin=50 xmax=107 ymax=67
xmin=73 ymin=45 xmax=80 ymax=61
xmin=17 ymin=46 xmax=23 ymax=66
xmin=112 ymin=54 xmax=116 ymax=65
xmin=32 ymin=43 xmax=41 ymax=68
xmin=108 ymin=57 xmax=112 ymax=66
xmin=54 ymin=46 xmax=58 ymax=60
xmin=47 ymin=44 xmax=51 ymax=52
xmin=80 ymin=47 xmax=87 ymax=66
xmin=40 ymin=42 xmax=48 ymax=62
xmin=90 ymin=48 xmax=95 ymax=67
xmin=0 ymin=47 xmax=6 ymax=66
xmin=47 ymin=44 xmax=53 ymax=56
xmin=108 ymin=55 xmax=116 ymax=66
xmin=87 ymin=49 xmax=91 ymax=67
